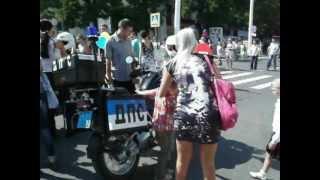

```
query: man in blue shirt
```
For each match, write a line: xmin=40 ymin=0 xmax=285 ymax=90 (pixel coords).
xmin=86 ymin=22 xmax=98 ymax=37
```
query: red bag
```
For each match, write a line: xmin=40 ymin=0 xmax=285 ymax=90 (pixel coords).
xmin=152 ymin=93 xmax=176 ymax=132
xmin=203 ymin=55 xmax=239 ymax=131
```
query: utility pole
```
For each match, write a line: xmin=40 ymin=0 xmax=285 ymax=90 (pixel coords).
xmin=174 ymin=0 xmax=181 ymax=34
xmin=248 ymin=0 xmax=255 ymax=47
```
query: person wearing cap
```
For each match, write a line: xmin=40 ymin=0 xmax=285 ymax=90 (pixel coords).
xmin=165 ymin=35 xmax=177 ymax=60
xmin=55 ymin=31 xmax=76 ymax=57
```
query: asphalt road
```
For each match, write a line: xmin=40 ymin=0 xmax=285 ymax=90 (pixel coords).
xmin=40 ymin=57 xmax=280 ymax=180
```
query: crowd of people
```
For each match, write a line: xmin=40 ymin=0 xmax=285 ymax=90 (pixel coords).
xmin=40 ymin=18 xmax=280 ymax=180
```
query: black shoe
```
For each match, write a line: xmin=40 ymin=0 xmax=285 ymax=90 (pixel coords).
xmin=48 ymin=159 xmax=58 ymax=171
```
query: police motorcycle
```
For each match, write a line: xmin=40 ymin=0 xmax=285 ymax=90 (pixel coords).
xmin=52 ymin=32 xmax=161 ymax=180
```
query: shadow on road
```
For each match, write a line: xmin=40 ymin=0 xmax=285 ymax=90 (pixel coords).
xmin=216 ymin=137 xmax=264 ymax=170
xmin=40 ymin=130 xmax=160 ymax=180
xmin=40 ymin=131 xmax=103 ymax=180
xmin=187 ymin=137 xmax=264 ymax=180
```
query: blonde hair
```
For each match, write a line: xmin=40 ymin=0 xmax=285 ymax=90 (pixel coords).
xmin=175 ymin=28 xmax=198 ymax=57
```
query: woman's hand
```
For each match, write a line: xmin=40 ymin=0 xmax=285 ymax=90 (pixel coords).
xmin=135 ymin=89 xmax=142 ymax=95
xmin=268 ymin=142 xmax=277 ymax=151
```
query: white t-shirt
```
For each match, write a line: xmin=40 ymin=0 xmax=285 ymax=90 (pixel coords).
xmin=226 ymin=43 xmax=234 ymax=57
xmin=270 ymin=98 xmax=280 ymax=145
xmin=248 ymin=45 xmax=259 ymax=56
xmin=217 ymin=45 xmax=225 ymax=57
xmin=268 ymin=42 xmax=279 ymax=56
xmin=41 ymin=39 xmax=57 ymax=73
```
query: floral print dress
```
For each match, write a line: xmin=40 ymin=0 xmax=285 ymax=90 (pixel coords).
xmin=166 ymin=55 xmax=221 ymax=144
xmin=140 ymin=42 xmax=156 ymax=72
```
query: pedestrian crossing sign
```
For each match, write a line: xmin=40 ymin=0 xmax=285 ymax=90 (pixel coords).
xmin=150 ymin=12 xmax=160 ymax=27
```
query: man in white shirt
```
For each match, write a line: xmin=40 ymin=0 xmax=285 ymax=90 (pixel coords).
xmin=266 ymin=38 xmax=280 ymax=70
xmin=248 ymin=40 xmax=260 ymax=70
xmin=225 ymin=39 xmax=235 ymax=70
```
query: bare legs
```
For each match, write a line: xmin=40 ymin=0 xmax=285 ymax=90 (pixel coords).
xmin=176 ymin=141 xmax=193 ymax=180
xmin=175 ymin=140 xmax=218 ymax=180
xmin=260 ymin=152 xmax=272 ymax=174
xmin=200 ymin=144 xmax=218 ymax=180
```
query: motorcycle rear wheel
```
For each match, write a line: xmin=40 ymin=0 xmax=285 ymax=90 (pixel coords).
xmin=89 ymin=134 xmax=140 ymax=180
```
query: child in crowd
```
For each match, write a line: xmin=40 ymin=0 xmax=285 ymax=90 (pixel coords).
xmin=136 ymin=81 xmax=178 ymax=180
xmin=250 ymin=78 xmax=280 ymax=180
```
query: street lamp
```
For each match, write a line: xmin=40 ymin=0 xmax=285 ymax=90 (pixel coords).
xmin=174 ymin=0 xmax=181 ymax=34
xmin=248 ymin=0 xmax=255 ymax=46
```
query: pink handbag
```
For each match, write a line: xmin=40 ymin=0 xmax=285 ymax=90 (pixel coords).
xmin=203 ymin=55 xmax=239 ymax=131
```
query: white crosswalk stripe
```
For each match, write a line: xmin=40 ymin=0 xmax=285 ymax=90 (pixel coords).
xmin=232 ymin=75 xmax=273 ymax=85
xmin=222 ymin=72 xmax=253 ymax=80
xmin=220 ymin=71 xmax=233 ymax=75
xmin=218 ymin=70 xmax=276 ymax=90
xmin=250 ymin=82 xmax=272 ymax=90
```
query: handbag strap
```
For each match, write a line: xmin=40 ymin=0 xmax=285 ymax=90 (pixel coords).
xmin=203 ymin=55 xmax=222 ymax=79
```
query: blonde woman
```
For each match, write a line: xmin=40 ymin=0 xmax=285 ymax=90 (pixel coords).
xmin=158 ymin=28 xmax=221 ymax=180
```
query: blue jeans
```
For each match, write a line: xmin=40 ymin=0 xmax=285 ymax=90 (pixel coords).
xmin=267 ymin=55 xmax=277 ymax=69
xmin=40 ymin=95 xmax=55 ymax=156
xmin=40 ymin=128 xmax=55 ymax=156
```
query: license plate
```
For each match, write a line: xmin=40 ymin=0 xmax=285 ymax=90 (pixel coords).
xmin=77 ymin=111 xmax=93 ymax=129
xmin=107 ymin=98 xmax=148 ymax=131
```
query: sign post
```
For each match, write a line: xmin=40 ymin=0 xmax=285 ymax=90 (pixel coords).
xmin=150 ymin=12 xmax=161 ymax=48
xmin=209 ymin=27 xmax=224 ymax=44
xmin=248 ymin=0 xmax=255 ymax=46
xmin=174 ymin=0 xmax=181 ymax=34
xmin=150 ymin=12 xmax=160 ymax=28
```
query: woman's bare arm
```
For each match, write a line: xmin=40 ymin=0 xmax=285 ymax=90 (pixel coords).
xmin=135 ymin=88 xmax=158 ymax=97
xmin=158 ymin=69 xmax=173 ymax=97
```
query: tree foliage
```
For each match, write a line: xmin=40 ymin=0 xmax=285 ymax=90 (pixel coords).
xmin=40 ymin=0 xmax=279 ymax=38
xmin=181 ymin=0 xmax=279 ymax=38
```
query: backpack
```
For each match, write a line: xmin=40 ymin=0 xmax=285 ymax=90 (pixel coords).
xmin=203 ymin=55 xmax=239 ymax=131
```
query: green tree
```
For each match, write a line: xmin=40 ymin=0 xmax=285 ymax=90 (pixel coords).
xmin=40 ymin=0 xmax=170 ymax=31
xmin=181 ymin=0 xmax=279 ymax=38
xmin=254 ymin=0 xmax=280 ymax=38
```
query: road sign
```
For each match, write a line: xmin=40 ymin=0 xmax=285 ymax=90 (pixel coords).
xmin=209 ymin=27 xmax=223 ymax=44
xmin=150 ymin=12 xmax=160 ymax=28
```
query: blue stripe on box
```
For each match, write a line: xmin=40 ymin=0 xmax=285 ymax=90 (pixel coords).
xmin=77 ymin=111 xmax=93 ymax=129
xmin=106 ymin=99 xmax=147 ymax=115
